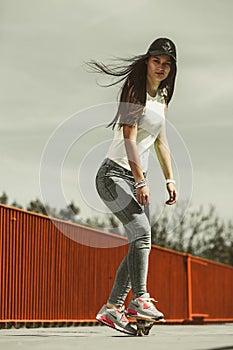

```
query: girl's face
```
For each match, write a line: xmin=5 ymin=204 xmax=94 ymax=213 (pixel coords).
xmin=147 ymin=55 xmax=171 ymax=83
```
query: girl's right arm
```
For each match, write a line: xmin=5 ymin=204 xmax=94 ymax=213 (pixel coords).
xmin=123 ymin=124 xmax=150 ymax=206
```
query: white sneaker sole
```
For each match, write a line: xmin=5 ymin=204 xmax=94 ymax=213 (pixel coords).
xmin=127 ymin=311 xmax=166 ymax=323
xmin=96 ymin=314 xmax=136 ymax=335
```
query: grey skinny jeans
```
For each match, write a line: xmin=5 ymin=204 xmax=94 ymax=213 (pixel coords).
xmin=95 ymin=158 xmax=151 ymax=306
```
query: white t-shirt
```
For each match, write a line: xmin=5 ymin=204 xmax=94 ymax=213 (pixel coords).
xmin=106 ymin=91 xmax=166 ymax=172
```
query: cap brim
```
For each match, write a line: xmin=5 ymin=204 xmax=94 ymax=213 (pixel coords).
xmin=148 ymin=50 xmax=176 ymax=61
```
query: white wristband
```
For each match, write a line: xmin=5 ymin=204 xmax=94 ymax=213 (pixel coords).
xmin=134 ymin=179 xmax=147 ymax=189
xmin=166 ymin=179 xmax=176 ymax=185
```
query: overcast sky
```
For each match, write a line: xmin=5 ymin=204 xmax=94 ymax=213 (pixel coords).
xmin=1 ymin=0 xmax=233 ymax=223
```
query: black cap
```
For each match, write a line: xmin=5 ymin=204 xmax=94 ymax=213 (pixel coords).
xmin=147 ymin=38 xmax=177 ymax=61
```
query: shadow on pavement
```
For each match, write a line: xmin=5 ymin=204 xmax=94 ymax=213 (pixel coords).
xmin=206 ymin=346 xmax=233 ymax=350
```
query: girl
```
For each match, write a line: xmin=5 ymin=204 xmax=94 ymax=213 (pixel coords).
xmin=91 ymin=38 xmax=178 ymax=335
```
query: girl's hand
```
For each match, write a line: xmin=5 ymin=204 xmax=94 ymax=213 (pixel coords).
xmin=136 ymin=185 xmax=150 ymax=206
xmin=165 ymin=183 xmax=177 ymax=205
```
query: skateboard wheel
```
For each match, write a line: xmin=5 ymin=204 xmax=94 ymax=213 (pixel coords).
xmin=137 ymin=329 xmax=144 ymax=336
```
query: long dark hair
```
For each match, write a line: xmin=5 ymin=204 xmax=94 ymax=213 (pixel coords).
xmin=87 ymin=52 xmax=177 ymax=130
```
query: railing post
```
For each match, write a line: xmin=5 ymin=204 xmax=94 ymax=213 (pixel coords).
xmin=186 ymin=254 xmax=192 ymax=321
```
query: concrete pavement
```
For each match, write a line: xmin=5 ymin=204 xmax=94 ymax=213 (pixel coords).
xmin=0 ymin=324 xmax=232 ymax=350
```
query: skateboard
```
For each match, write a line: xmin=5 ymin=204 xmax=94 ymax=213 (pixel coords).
xmin=129 ymin=315 xmax=166 ymax=336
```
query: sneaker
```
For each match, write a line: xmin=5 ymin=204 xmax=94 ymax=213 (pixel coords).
xmin=127 ymin=293 xmax=165 ymax=321
xmin=96 ymin=304 xmax=136 ymax=335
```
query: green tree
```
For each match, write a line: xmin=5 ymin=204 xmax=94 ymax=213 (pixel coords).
xmin=58 ymin=201 xmax=80 ymax=222
xmin=11 ymin=200 xmax=23 ymax=209
xmin=26 ymin=198 xmax=48 ymax=215
xmin=151 ymin=203 xmax=233 ymax=266
xmin=0 ymin=191 xmax=8 ymax=205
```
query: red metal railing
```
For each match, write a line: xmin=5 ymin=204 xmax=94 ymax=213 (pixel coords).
xmin=190 ymin=255 xmax=233 ymax=321
xmin=0 ymin=204 xmax=232 ymax=325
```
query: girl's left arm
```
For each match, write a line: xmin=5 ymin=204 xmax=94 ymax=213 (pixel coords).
xmin=154 ymin=120 xmax=177 ymax=205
